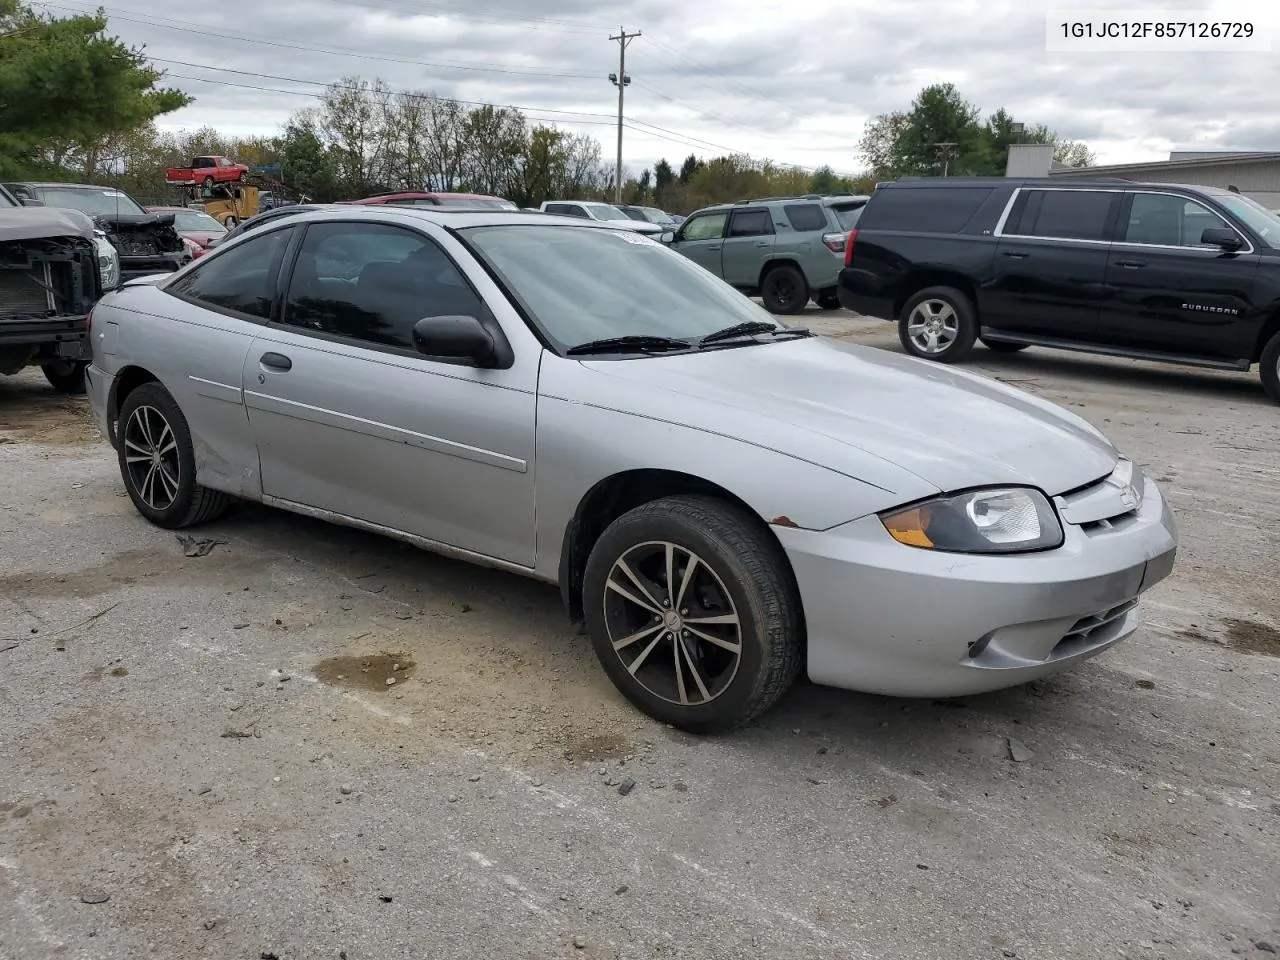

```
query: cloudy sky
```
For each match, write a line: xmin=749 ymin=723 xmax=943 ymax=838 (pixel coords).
xmin=37 ymin=0 xmax=1279 ymax=175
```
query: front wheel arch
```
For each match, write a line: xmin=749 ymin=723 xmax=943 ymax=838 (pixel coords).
xmin=558 ymin=469 xmax=800 ymax=629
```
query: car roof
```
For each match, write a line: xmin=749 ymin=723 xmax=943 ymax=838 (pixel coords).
xmin=346 ymin=191 xmax=502 ymax=203
xmin=9 ymin=181 xmax=120 ymax=190
xmin=243 ymin=205 xmax=627 ymax=231
xmin=879 ymin=176 xmax=1233 ymax=195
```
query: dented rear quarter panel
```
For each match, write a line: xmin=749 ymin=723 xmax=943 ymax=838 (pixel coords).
xmin=92 ymin=284 xmax=262 ymax=497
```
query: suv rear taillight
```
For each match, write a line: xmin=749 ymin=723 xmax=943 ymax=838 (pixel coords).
xmin=821 ymin=232 xmax=846 ymax=254
xmin=843 ymin=228 xmax=857 ymax=267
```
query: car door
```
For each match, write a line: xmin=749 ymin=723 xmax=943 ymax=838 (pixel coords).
xmin=1100 ymin=190 xmax=1262 ymax=362
xmin=669 ymin=211 xmax=728 ymax=276
xmin=144 ymin=225 xmax=297 ymax=494
xmin=720 ymin=207 xmax=776 ymax=288
xmin=241 ymin=219 xmax=538 ymax=567
xmin=986 ymin=187 xmax=1121 ymax=343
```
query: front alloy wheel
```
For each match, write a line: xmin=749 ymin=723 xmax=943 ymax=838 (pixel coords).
xmin=603 ymin=541 xmax=743 ymax=707
xmin=582 ymin=495 xmax=804 ymax=733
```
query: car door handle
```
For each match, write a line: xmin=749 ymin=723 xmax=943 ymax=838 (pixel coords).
xmin=1115 ymin=259 xmax=1146 ymax=268
xmin=260 ymin=352 xmax=292 ymax=371
xmin=754 ymin=240 xmax=770 ymax=247
xmin=1001 ymin=251 xmax=1029 ymax=259
xmin=706 ymin=244 xmax=721 ymax=251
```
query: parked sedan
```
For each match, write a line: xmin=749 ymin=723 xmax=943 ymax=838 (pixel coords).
xmin=145 ymin=206 xmax=228 ymax=252
xmin=85 ymin=207 xmax=1177 ymax=732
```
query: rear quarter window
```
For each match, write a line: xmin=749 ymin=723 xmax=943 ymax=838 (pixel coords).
xmin=783 ymin=203 xmax=829 ymax=232
xmin=857 ymin=186 xmax=995 ymax=233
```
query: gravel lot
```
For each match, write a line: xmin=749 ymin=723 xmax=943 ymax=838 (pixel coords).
xmin=2 ymin=310 xmax=1278 ymax=960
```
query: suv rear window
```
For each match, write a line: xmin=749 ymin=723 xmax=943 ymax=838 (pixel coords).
xmin=857 ymin=187 xmax=993 ymax=233
xmin=830 ymin=203 xmax=865 ymax=231
xmin=783 ymin=203 xmax=828 ymax=232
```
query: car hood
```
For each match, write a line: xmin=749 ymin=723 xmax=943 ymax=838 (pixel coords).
xmin=0 ymin=206 xmax=95 ymax=242
xmin=605 ymin=218 xmax=663 ymax=233
xmin=573 ymin=336 xmax=1118 ymax=498
xmin=93 ymin=211 xmax=177 ymax=229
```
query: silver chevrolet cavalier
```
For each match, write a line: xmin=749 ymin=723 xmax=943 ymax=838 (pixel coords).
xmin=85 ymin=207 xmax=1178 ymax=733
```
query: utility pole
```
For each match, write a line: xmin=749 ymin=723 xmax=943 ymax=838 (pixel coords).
xmin=609 ymin=26 xmax=640 ymax=203
xmin=934 ymin=141 xmax=958 ymax=177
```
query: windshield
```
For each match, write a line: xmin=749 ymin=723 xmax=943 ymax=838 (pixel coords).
xmin=1218 ymin=194 xmax=1280 ymax=249
xmin=40 ymin=187 xmax=146 ymax=217
xmin=461 ymin=223 xmax=781 ymax=351
xmin=173 ymin=210 xmax=226 ymax=232
xmin=582 ymin=202 xmax=628 ymax=220
xmin=0 ymin=185 xmax=17 ymax=208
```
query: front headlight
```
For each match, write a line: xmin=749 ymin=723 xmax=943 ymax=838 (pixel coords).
xmin=880 ymin=487 xmax=1064 ymax=554
xmin=94 ymin=235 xmax=120 ymax=290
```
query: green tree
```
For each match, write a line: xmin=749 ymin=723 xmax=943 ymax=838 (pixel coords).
xmin=0 ymin=1 xmax=189 ymax=178
xmin=280 ymin=112 xmax=340 ymax=201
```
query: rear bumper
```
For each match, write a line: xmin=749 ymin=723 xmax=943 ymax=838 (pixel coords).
xmin=836 ymin=266 xmax=897 ymax=319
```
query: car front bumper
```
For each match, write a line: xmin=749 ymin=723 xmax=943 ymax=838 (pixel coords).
xmin=775 ymin=475 xmax=1178 ymax=698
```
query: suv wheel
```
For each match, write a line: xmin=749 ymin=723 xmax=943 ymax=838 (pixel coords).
xmin=1261 ymin=329 xmax=1280 ymax=403
xmin=760 ymin=265 xmax=808 ymax=315
xmin=41 ymin=360 xmax=88 ymax=395
xmin=899 ymin=286 xmax=978 ymax=363
xmin=582 ymin=495 xmax=803 ymax=733
xmin=815 ymin=289 xmax=841 ymax=310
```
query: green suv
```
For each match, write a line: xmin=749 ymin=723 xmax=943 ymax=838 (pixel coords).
xmin=661 ymin=194 xmax=868 ymax=313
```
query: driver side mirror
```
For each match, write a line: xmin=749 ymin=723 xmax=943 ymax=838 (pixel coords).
xmin=660 ymin=230 xmax=675 ymax=243
xmin=19 ymin=197 xmax=44 ymax=207
xmin=412 ymin=314 xmax=508 ymax=368
xmin=1201 ymin=226 xmax=1243 ymax=251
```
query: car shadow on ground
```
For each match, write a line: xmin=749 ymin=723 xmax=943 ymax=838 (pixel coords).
xmin=212 ymin=499 xmax=1191 ymax=781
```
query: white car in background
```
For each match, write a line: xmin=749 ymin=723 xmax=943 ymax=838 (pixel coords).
xmin=539 ymin=200 xmax=665 ymax=235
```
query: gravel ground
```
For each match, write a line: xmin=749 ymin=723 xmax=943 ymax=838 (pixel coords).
xmin=1 ymin=310 xmax=1278 ymax=960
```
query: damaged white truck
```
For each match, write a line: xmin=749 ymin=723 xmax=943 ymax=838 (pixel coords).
xmin=0 ymin=184 xmax=116 ymax=393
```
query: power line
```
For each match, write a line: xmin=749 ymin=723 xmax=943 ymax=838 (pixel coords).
xmin=38 ymin=1 xmax=601 ymax=80
xmin=640 ymin=33 xmax=797 ymax=118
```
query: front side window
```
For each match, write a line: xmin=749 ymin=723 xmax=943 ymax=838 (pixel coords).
xmin=1124 ymin=193 xmax=1233 ymax=247
xmin=165 ymin=226 xmax=293 ymax=319
xmin=1009 ymin=189 xmax=1115 ymax=242
xmin=679 ymin=213 xmax=728 ymax=242
xmin=280 ymin=222 xmax=483 ymax=350
xmin=462 ymin=224 xmax=781 ymax=350
xmin=727 ymin=209 xmax=773 ymax=238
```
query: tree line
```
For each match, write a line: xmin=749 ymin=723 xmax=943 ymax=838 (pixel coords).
xmin=3 ymin=1 xmax=1099 ymax=215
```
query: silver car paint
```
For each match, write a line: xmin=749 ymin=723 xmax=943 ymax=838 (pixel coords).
xmin=86 ymin=207 xmax=1178 ymax=697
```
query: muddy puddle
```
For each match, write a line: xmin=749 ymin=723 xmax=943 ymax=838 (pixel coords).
xmin=313 ymin=652 xmax=416 ymax=692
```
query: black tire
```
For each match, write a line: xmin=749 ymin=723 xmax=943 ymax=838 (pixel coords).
xmin=760 ymin=265 xmax=809 ymax=315
xmin=41 ymin=360 xmax=88 ymax=394
xmin=116 ymin=382 xmax=230 ymax=529
xmin=898 ymin=285 xmax=978 ymax=363
xmin=1261 ymin=329 xmax=1280 ymax=403
xmin=981 ymin=338 xmax=1029 ymax=354
xmin=238 ymin=171 xmax=248 ymax=183
xmin=582 ymin=495 xmax=804 ymax=734
xmin=815 ymin=289 xmax=841 ymax=310
xmin=202 ymin=175 xmax=214 ymax=189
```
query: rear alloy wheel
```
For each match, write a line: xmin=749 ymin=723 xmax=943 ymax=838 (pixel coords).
xmin=760 ymin=265 xmax=809 ymax=315
xmin=1260 ymin=329 xmax=1280 ymax=403
xmin=981 ymin=338 xmax=1029 ymax=354
xmin=583 ymin=495 xmax=803 ymax=733
xmin=117 ymin=382 xmax=230 ymax=528
xmin=898 ymin=285 xmax=978 ymax=363
xmin=41 ymin=360 xmax=88 ymax=394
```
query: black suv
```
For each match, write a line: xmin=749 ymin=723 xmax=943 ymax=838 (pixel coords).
xmin=837 ymin=177 xmax=1280 ymax=402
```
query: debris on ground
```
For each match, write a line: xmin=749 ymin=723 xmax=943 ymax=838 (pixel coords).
xmin=618 ymin=777 xmax=636 ymax=796
xmin=176 ymin=534 xmax=226 ymax=558
xmin=79 ymin=891 xmax=110 ymax=904
xmin=1007 ymin=738 xmax=1034 ymax=762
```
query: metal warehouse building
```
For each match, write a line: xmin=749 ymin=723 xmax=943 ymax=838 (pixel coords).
xmin=1006 ymin=144 xmax=1280 ymax=209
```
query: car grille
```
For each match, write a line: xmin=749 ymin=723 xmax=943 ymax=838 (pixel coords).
xmin=0 ymin=264 xmax=54 ymax=318
xmin=1051 ymin=598 xmax=1140 ymax=658
xmin=1056 ymin=465 xmax=1143 ymax=532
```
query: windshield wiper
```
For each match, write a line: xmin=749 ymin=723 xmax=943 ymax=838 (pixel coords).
xmin=697 ymin=320 xmax=812 ymax=347
xmin=566 ymin=334 xmax=693 ymax=356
